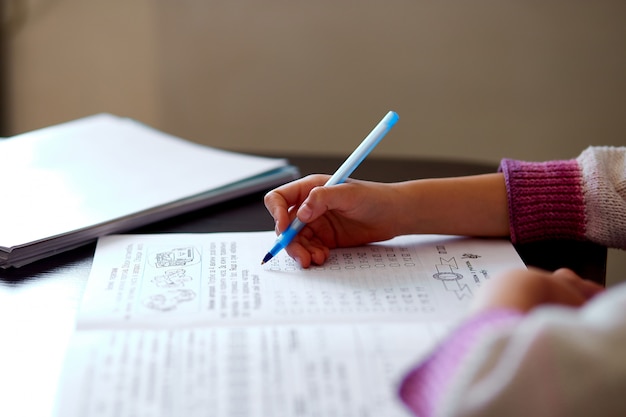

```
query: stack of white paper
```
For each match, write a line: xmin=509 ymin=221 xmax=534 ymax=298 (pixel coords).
xmin=0 ymin=114 xmax=298 ymax=268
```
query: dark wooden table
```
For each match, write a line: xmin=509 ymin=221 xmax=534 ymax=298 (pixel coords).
xmin=0 ymin=155 xmax=606 ymax=417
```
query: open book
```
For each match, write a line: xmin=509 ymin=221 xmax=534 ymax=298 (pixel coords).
xmin=0 ymin=115 xmax=297 ymax=268
xmin=54 ymin=231 xmax=525 ymax=416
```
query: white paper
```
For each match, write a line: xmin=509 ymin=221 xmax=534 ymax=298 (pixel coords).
xmin=0 ymin=114 xmax=295 ymax=267
xmin=55 ymin=231 xmax=526 ymax=417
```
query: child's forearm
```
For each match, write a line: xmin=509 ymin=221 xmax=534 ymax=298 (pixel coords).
xmin=392 ymin=173 xmax=510 ymax=238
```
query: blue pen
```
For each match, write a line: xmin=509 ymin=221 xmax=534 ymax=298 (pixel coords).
xmin=261 ymin=111 xmax=400 ymax=264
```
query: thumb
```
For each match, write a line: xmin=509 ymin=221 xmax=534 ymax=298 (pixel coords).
xmin=296 ymin=184 xmax=352 ymax=223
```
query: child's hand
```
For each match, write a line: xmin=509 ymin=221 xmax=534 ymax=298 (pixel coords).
xmin=472 ymin=267 xmax=605 ymax=314
xmin=265 ymin=172 xmax=512 ymax=267
xmin=264 ymin=175 xmax=405 ymax=267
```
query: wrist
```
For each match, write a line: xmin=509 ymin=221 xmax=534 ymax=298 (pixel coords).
xmin=392 ymin=174 xmax=510 ymax=237
xmin=388 ymin=181 xmax=427 ymax=235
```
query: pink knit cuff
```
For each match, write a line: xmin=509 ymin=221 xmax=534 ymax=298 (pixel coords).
xmin=398 ymin=309 xmax=523 ymax=417
xmin=499 ymin=158 xmax=587 ymax=244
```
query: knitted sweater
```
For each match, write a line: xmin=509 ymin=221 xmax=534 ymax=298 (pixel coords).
xmin=399 ymin=146 xmax=626 ymax=417
xmin=502 ymin=146 xmax=626 ymax=247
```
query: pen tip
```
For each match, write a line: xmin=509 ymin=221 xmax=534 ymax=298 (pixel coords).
xmin=262 ymin=252 xmax=273 ymax=264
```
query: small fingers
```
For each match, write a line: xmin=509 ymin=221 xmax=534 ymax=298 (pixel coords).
xmin=264 ymin=175 xmax=332 ymax=232
xmin=282 ymin=235 xmax=330 ymax=268
xmin=284 ymin=244 xmax=309 ymax=268
xmin=264 ymin=190 xmax=291 ymax=233
xmin=301 ymin=237 xmax=331 ymax=266
xmin=552 ymin=268 xmax=605 ymax=300
xmin=266 ymin=175 xmax=331 ymax=210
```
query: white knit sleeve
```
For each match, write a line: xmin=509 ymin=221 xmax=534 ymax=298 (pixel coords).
xmin=577 ymin=146 xmax=626 ymax=249
xmin=441 ymin=283 xmax=626 ymax=417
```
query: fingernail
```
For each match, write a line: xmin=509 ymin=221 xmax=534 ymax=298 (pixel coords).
xmin=298 ymin=204 xmax=313 ymax=222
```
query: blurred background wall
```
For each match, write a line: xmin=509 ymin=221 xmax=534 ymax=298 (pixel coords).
xmin=3 ymin=0 xmax=626 ymax=284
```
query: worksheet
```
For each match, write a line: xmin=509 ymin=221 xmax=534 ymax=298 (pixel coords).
xmin=55 ymin=231 xmax=525 ymax=417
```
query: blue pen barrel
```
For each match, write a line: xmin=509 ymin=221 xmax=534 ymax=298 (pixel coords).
xmin=269 ymin=218 xmax=307 ymax=257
